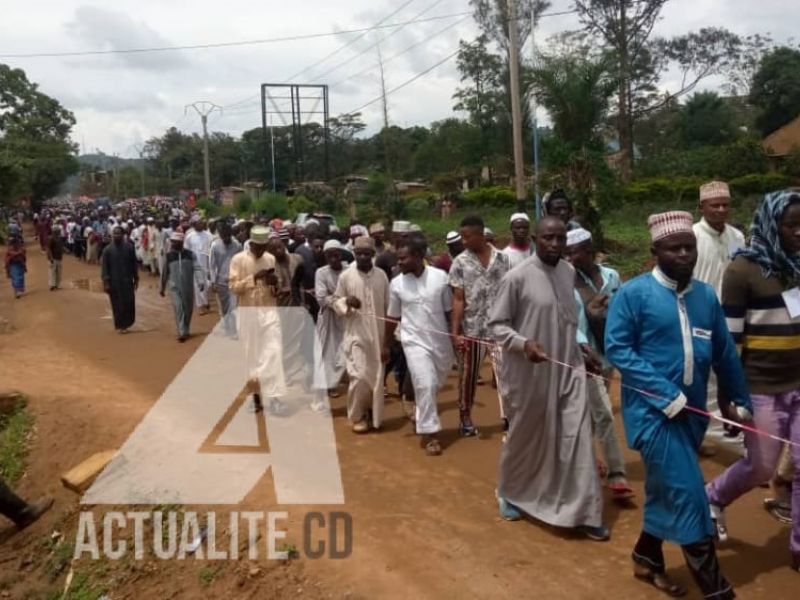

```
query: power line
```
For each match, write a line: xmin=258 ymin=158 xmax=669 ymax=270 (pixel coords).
xmin=341 ymin=40 xmax=470 ymax=117
xmin=308 ymin=0 xmax=448 ymax=84
xmin=330 ymin=14 xmax=471 ymax=88
xmin=225 ymin=1 xmax=419 ymax=111
xmin=0 ymin=12 xmax=471 ymax=59
xmin=286 ymin=0 xmax=418 ymax=84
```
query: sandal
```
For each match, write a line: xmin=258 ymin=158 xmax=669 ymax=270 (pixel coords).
xmin=610 ymin=482 xmax=636 ymax=501
xmin=425 ymin=437 xmax=442 ymax=456
xmin=634 ymin=565 xmax=687 ymax=597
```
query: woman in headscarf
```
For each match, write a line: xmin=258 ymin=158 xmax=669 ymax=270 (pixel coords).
xmin=706 ymin=190 xmax=800 ymax=574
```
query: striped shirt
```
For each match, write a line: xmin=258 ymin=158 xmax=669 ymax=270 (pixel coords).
xmin=722 ymin=255 xmax=800 ymax=394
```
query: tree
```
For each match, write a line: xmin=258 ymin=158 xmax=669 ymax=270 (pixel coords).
xmin=750 ymin=47 xmax=800 ymax=136
xmin=0 ymin=63 xmax=78 ymax=206
xmin=531 ymin=53 xmax=616 ymax=240
xmin=575 ymin=0 xmax=669 ymax=182
xmin=679 ymin=91 xmax=738 ymax=148
xmin=724 ymin=33 xmax=776 ymax=97
xmin=453 ymin=36 xmax=504 ymax=179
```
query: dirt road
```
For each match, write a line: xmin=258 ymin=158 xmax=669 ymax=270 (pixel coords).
xmin=0 ymin=243 xmax=795 ymax=599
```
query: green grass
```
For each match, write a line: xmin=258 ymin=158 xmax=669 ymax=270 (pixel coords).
xmin=0 ymin=397 xmax=34 ymax=486
xmin=198 ymin=566 xmax=215 ymax=586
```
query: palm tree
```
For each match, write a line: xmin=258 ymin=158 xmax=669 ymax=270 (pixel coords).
xmin=531 ymin=53 xmax=615 ymax=241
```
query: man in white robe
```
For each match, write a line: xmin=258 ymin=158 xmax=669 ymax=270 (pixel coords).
xmin=184 ymin=218 xmax=213 ymax=314
xmin=228 ymin=226 xmax=287 ymax=416
xmin=333 ymin=237 xmax=389 ymax=433
xmin=386 ymin=236 xmax=454 ymax=456
xmin=313 ymin=240 xmax=347 ymax=405
xmin=692 ymin=180 xmax=746 ymax=454
xmin=488 ymin=216 xmax=609 ymax=541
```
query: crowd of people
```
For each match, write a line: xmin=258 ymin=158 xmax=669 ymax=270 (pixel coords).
xmin=2 ymin=182 xmax=798 ymax=599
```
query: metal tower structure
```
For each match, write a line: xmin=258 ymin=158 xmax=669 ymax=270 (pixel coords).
xmin=260 ymin=84 xmax=330 ymax=188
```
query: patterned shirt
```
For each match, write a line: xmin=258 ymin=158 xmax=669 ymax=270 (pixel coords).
xmin=449 ymin=246 xmax=510 ymax=338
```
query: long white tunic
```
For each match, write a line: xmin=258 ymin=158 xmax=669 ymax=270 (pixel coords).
xmin=333 ymin=264 xmax=389 ymax=427
xmin=228 ymin=251 xmax=286 ymax=398
xmin=314 ymin=265 xmax=346 ymax=390
xmin=692 ymin=218 xmax=745 ymax=299
xmin=185 ymin=229 xmax=214 ymax=306
xmin=388 ymin=266 xmax=454 ymax=434
xmin=692 ymin=218 xmax=745 ymax=446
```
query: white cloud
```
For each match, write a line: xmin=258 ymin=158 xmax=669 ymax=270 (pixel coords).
xmin=0 ymin=0 xmax=797 ymax=157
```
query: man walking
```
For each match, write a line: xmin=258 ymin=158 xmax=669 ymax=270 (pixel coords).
xmin=705 ymin=191 xmax=800 ymax=574
xmin=184 ymin=218 xmax=213 ymax=315
xmin=314 ymin=240 xmax=347 ymax=401
xmin=160 ymin=231 xmax=205 ymax=342
xmin=564 ymin=227 xmax=635 ymax=502
xmin=488 ymin=216 xmax=608 ymax=541
xmin=47 ymin=225 xmax=65 ymax=291
xmin=605 ymin=211 xmax=751 ymax=598
xmin=210 ymin=222 xmax=242 ymax=339
xmin=692 ymin=181 xmax=747 ymax=454
xmin=386 ymin=237 xmax=454 ymax=457
xmin=333 ymin=236 xmax=389 ymax=433
xmin=449 ymin=215 xmax=510 ymax=436
xmin=229 ymin=226 xmax=287 ymax=416
xmin=101 ymin=226 xmax=139 ymax=334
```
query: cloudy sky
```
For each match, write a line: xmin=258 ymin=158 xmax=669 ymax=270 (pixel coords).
xmin=1 ymin=0 xmax=798 ymax=158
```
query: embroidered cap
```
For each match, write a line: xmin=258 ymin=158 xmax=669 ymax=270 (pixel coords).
xmin=700 ymin=181 xmax=730 ymax=203
xmin=170 ymin=232 xmax=184 ymax=242
xmin=566 ymin=228 xmax=592 ymax=247
xmin=392 ymin=221 xmax=411 ymax=233
xmin=369 ymin=223 xmax=386 ymax=234
xmin=249 ymin=226 xmax=270 ymax=244
xmin=484 ymin=227 xmax=494 ymax=237
xmin=445 ymin=231 xmax=461 ymax=245
xmin=648 ymin=211 xmax=694 ymax=242
xmin=353 ymin=236 xmax=375 ymax=250
xmin=323 ymin=239 xmax=343 ymax=253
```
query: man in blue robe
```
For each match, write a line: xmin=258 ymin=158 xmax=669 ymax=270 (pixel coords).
xmin=605 ymin=211 xmax=752 ymax=599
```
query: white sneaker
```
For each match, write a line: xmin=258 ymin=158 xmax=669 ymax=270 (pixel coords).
xmin=710 ymin=503 xmax=729 ymax=542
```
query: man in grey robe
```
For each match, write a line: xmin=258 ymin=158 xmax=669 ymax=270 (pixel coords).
xmin=488 ymin=216 xmax=609 ymax=541
xmin=160 ymin=231 xmax=205 ymax=342
xmin=210 ymin=222 xmax=242 ymax=339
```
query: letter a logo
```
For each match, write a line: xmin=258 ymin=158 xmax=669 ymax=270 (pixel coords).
xmin=83 ymin=307 xmax=344 ymax=505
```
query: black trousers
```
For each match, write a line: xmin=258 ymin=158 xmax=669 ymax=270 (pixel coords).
xmin=633 ymin=531 xmax=735 ymax=599
xmin=0 ymin=479 xmax=29 ymax=524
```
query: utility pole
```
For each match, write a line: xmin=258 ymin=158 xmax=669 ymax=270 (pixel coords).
xmin=186 ymin=101 xmax=222 ymax=199
xmin=507 ymin=0 xmax=527 ymax=214
xmin=531 ymin=0 xmax=542 ymax=220
xmin=269 ymin=116 xmax=277 ymax=194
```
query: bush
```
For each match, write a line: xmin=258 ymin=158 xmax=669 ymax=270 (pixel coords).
xmin=257 ymin=193 xmax=289 ymax=219
xmin=406 ymin=197 xmax=431 ymax=218
xmin=196 ymin=198 xmax=220 ymax=218
xmin=235 ymin=194 xmax=253 ymax=217
xmin=622 ymin=177 xmax=705 ymax=205
xmin=290 ymin=194 xmax=316 ymax=217
xmin=728 ymin=173 xmax=792 ymax=196
xmin=462 ymin=186 xmax=516 ymax=208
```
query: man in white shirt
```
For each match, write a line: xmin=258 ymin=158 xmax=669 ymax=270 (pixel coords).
xmin=502 ymin=213 xmax=534 ymax=269
xmin=692 ymin=180 xmax=746 ymax=454
xmin=184 ymin=218 xmax=213 ymax=314
xmin=386 ymin=236 xmax=454 ymax=456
